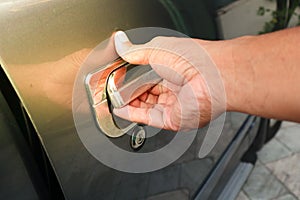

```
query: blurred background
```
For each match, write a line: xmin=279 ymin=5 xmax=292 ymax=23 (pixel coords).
xmin=216 ymin=1 xmax=300 ymax=199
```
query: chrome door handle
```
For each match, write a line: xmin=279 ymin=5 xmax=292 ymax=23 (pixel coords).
xmin=85 ymin=58 xmax=162 ymax=138
xmin=107 ymin=63 xmax=162 ymax=108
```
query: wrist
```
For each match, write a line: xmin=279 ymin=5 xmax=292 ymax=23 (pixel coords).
xmin=227 ymin=36 xmax=257 ymax=113
xmin=196 ymin=36 xmax=256 ymax=113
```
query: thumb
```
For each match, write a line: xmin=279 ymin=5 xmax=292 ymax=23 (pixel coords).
xmin=114 ymin=31 xmax=150 ymax=65
xmin=114 ymin=31 xmax=188 ymax=86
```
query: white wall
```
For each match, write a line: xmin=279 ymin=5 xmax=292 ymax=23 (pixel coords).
xmin=217 ymin=0 xmax=300 ymax=39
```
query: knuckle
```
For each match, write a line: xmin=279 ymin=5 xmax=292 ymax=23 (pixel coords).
xmin=149 ymin=36 xmax=163 ymax=44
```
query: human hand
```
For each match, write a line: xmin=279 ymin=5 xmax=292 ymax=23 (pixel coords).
xmin=113 ymin=31 xmax=226 ymax=131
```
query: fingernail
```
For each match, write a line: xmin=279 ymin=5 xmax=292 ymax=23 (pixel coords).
xmin=115 ymin=31 xmax=129 ymax=43
xmin=114 ymin=31 xmax=131 ymax=56
xmin=113 ymin=108 xmax=121 ymax=116
xmin=113 ymin=107 xmax=127 ymax=118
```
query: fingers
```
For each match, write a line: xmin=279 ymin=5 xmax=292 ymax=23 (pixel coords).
xmin=129 ymin=92 xmax=158 ymax=108
xmin=114 ymin=31 xmax=197 ymax=86
xmin=128 ymin=82 xmax=177 ymax=109
xmin=114 ymin=31 xmax=151 ymax=65
xmin=150 ymin=80 xmax=181 ymax=95
xmin=150 ymin=84 xmax=168 ymax=95
xmin=113 ymin=105 xmax=165 ymax=129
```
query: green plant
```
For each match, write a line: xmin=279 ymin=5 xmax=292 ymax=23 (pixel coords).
xmin=257 ymin=0 xmax=300 ymax=34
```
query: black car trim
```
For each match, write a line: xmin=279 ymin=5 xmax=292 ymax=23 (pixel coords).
xmin=0 ymin=65 xmax=65 ymax=200
xmin=194 ymin=115 xmax=257 ymax=199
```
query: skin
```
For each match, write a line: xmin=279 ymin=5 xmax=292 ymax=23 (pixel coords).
xmin=8 ymin=28 xmax=300 ymax=131
xmin=113 ymin=27 xmax=300 ymax=131
xmin=205 ymin=27 xmax=300 ymax=121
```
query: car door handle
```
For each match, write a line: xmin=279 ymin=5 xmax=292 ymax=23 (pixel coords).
xmin=85 ymin=58 xmax=162 ymax=138
xmin=107 ymin=62 xmax=162 ymax=109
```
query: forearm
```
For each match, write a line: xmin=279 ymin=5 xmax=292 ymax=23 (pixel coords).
xmin=210 ymin=27 xmax=300 ymax=121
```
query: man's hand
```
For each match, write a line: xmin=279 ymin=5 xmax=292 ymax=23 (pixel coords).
xmin=113 ymin=31 xmax=227 ymax=131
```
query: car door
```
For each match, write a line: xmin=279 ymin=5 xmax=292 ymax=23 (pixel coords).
xmin=0 ymin=0 xmax=256 ymax=199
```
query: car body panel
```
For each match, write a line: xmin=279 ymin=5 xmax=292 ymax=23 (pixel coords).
xmin=0 ymin=0 xmax=250 ymax=199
